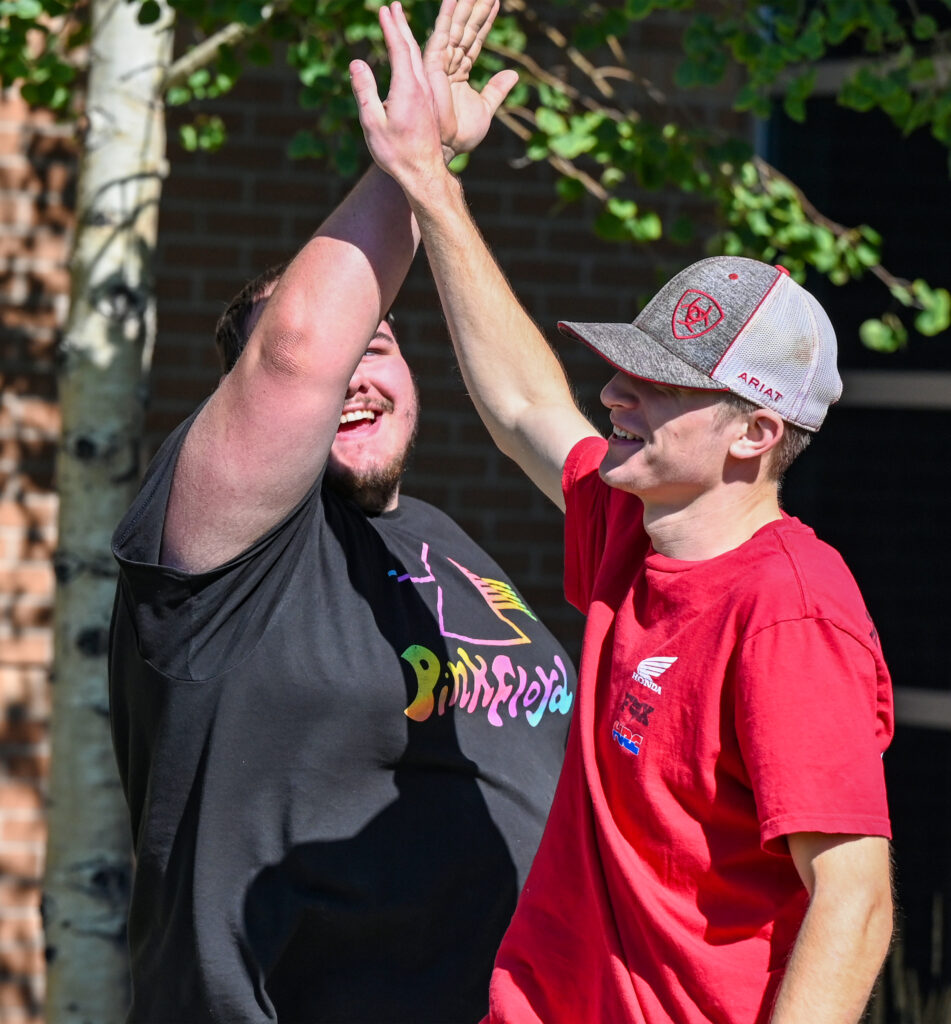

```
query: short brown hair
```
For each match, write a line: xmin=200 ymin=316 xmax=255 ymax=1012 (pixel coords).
xmin=716 ymin=392 xmax=811 ymax=481
xmin=214 ymin=261 xmax=289 ymax=374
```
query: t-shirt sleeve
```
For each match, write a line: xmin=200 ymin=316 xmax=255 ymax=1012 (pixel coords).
xmin=112 ymin=411 xmax=324 ymax=681
xmin=562 ymin=436 xmax=610 ymax=614
xmin=734 ymin=616 xmax=893 ymax=853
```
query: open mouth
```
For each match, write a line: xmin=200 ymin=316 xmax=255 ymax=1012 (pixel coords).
xmin=611 ymin=427 xmax=644 ymax=442
xmin=337 ymin=409 xmax=379 ymax=434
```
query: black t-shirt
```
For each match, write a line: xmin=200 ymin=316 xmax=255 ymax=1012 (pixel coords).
xmin=109 ymin=414 xmax=576 ymax=1024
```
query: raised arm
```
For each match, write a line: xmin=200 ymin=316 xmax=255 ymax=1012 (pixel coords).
xmin=351 ymin=4 xmax=598 ymax=510
xmin=161 ymin=0 xmax=510 ymax=572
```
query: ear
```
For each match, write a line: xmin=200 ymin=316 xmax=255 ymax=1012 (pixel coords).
xmin=728 ymin=408 xmax=784 ymax=463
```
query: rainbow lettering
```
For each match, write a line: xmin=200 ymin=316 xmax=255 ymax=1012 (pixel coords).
xmin=402 ymin=644 xmax=573 ymax=728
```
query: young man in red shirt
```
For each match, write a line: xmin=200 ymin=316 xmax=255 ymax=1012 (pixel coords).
xmin=349 ymin=7 xmax=895 ymax=1022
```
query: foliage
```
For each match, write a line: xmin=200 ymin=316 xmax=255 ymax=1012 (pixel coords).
xmin=3 ymin=0 xmax=950 ymax=349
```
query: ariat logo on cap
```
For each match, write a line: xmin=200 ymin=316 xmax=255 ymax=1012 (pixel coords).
xmin=672 ymin=290 xmax=724 ymax=339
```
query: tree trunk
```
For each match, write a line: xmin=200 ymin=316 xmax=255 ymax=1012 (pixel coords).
xmin=44 ymin=2 xmax=173 ymax=1020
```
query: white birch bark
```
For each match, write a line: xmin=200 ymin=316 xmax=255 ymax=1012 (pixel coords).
xmin=44 ymin=1 xmax=174 ymax=1020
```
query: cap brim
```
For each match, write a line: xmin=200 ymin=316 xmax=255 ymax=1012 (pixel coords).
xmin=558 ymin=320 xmax=724 ymax=392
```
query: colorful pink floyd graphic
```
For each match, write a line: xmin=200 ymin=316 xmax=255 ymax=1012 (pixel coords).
xmin=391 ymin=543 xmax=573 ymax=728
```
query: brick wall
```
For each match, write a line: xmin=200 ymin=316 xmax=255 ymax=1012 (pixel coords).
xmin=0 ymin=20 xmax=728 ymax=1016
xmin=0 ymin=87 xmax=72 ymax=1023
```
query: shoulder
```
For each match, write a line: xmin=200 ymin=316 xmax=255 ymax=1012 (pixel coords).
xmin=563 ymin=435 xmax=608 ymax=493
xmin=112 ymin=407 xmax=205 ymax=564
xmin=740 ymin=517 xmax=877 ymax=641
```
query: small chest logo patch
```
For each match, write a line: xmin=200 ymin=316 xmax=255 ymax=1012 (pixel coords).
xmin=633 ymin=656 xmax=677 ymax=694
xmin=672 ymin=290 xmax=723 ymax=339
xmin=612 ymin=655 xmax=677 ymax=758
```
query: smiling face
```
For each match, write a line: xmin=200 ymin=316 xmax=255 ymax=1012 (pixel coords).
xmin=598 ymin=371 xmax=740 ymax=507
xmin=325 ymin=318 xmax=420 ymax=514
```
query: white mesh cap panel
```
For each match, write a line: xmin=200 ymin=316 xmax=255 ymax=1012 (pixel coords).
xmin=712 ymin=273 xmax=842 ymax=430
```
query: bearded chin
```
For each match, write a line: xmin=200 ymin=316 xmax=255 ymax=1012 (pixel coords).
xmin=325 ymin=455 xmax=407 ymax=515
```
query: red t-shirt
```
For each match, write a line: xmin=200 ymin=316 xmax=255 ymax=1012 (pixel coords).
xmin=487 ymin=436 xmax=893 ymax=1024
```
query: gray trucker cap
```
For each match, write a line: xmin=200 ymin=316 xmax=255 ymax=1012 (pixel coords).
xmin=558 ymin=256 xmax=842 ymax=431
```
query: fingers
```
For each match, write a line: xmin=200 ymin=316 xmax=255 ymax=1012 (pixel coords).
xmin=349 ymin=59 xmax=384 ymax=128
xmin=468 ymin=0 xmax=500 ymax=62
xmin=427 ymin=0 xmax=457 ymax=55
xmin=446 ymin=0 xmax=476 ymax=51
xmin=455 ymin=0 xmax=497 ymax=60
xmin=379 ymin=3 xmax=425 ymax=90
xmin=389 ymin=2 xmax=426 ymax=79
xmin=479 ymin=69 xmax=519 ymax=117
xmin=424 ymin=0 xmax=466 ymax=79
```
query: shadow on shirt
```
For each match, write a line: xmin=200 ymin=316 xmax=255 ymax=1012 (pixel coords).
xmin=244 ymin=493 xmax=519 ymax=1023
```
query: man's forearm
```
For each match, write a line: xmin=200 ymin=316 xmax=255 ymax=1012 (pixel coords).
xmin=404 ymin=168 xmax=595 ymax=505
xmin=409 ymin=172 xmax=568 ymax=437
xmin=351 ymin=2 xmax=597 ymax=504
xmin=770 ymin=838 xmax=893 ymax=1023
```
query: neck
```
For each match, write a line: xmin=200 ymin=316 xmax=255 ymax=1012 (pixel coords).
xmin=642 ymin=482 xmax=782 ymax=561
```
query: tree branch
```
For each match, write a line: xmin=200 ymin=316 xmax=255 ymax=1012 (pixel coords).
xmin=496 ymin=107 xmax=608 ymax=201
xmin=162 ymin=0 xmax=291 ymax=92
xmin=751 ymin=156 xmax=917 ymax=301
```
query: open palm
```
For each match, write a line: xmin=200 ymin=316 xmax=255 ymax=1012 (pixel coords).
xmin=421 ymin=0 xmax=517 ymax=159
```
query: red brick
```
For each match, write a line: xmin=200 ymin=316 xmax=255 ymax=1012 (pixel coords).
xmin=0 ymin=565 xmax=54 ymax=595
xmin=0 ymin=945 xmax=44 ymax=976
xmin=0 ymin=812 xmax=46 ymax=845
xmin=163 ymin=175 xmax=243 ymax=202
xmin=13 ymin=399 xmax=58 ymax=436
xmin=0 ymin=232 xmax=68 ymax=263
xmin=0 ymin=892 xmax=41 ymax=933
xmin=0 ymin=717 xmax=47 ymax=746
xmin=162 ymin=242 xmax=243 ymax=271
xmin=0 ymin=526 xmax=54 ymax=564
xmin=0 ymin=782 xmax=42 ymax=813
xmin=0 ymin=978 xmax=43 ymax=1013
xmin=6 ymin=603 xmax=53 ymax=631
xmin=0 ymin=632 xmax=52 ymax=665
xmin=0 ymin=846 xmax=41 ymax=880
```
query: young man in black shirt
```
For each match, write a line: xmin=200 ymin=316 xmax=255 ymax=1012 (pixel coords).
xmin=108 ymin=3 xmax=575 ymax=1020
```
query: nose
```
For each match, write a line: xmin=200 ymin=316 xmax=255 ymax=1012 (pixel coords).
xmin=346 ymin=361 xmax=370 ymax=397
xmin=600 ymin=371 xmax=635 ymax=409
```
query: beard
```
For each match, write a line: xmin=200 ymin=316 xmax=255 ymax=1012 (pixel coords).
xmin=326 ymin=456 xmax=407 ymax=515
xmin=325 ymin=416 xmax=419 ymax=515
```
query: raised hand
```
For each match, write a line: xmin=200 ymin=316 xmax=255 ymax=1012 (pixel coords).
xmin=350 ymin=0 xmax=517 ymax=186
xmin=422 ymin=0 xmax=517 ymax=159
xmin=350 ymin=3 xmax=443 ymax=191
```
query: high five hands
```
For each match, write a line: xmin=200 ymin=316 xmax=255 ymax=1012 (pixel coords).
xmin=350 ymin=0 xmax=518 ymax=186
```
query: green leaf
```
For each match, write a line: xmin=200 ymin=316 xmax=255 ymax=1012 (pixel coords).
xmin=624 ymin=0 xmax=654 ymax=20
xmin=783 ymin=95 xmax=806 ymax=122
xmin=913 ymin=286 xmax=951 ymax=335
xmin=855 ymin=242 xmax=879 ymax=267
xmin=535 ymin=107 xmax=568 ymax=136
xmin=632 ymin=210 xmax=662 ymax=240
xmin=1 ymin=0 xmax=44 ymax=16
xmin=912 ymin=15 xmax=938 ymax=41
xmin=448 ymin=152 xmax=469 ymax=174
xmin=179 ymin=123 xmax=198 ymax=151
xmin=187 ymin=67 xmax=211 ymax=90
xmin=287 ymin=130 xmax=326 ymax=160
xmin=556 ymin=176 xmax=585 ymax=202
xmin=859 ymin=317 xmax=906 ymax=352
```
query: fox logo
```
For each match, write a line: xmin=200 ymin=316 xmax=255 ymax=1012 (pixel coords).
xmin=632 ymin=656 xmax=677 ymax=695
